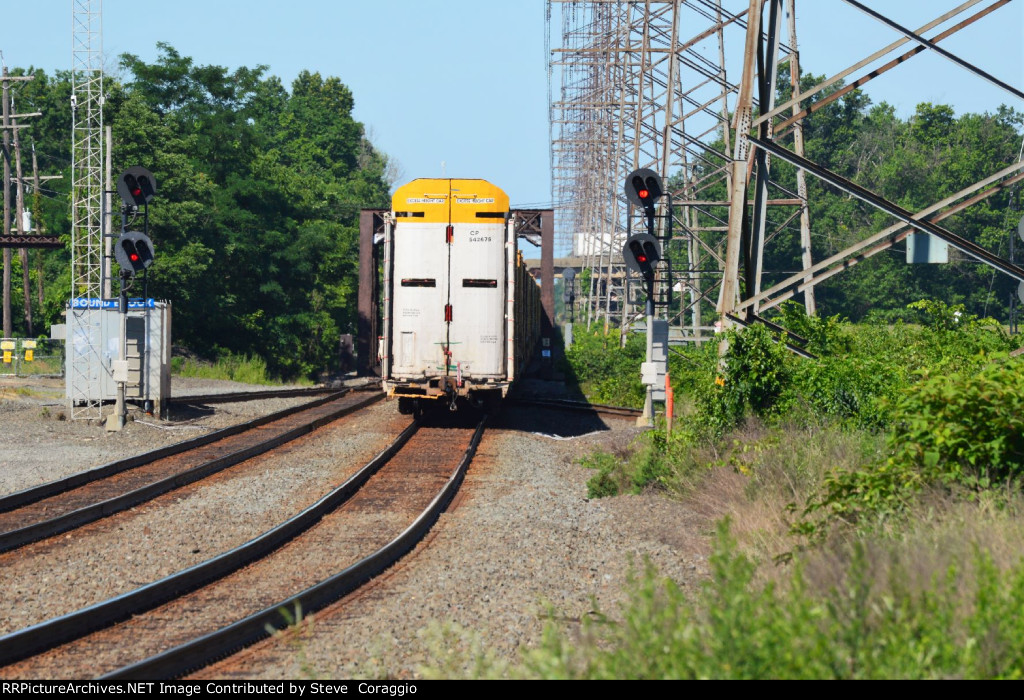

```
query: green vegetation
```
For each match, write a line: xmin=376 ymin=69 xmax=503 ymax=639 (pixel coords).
xmin=527 ymin=299 xmax=1024 ymax=679
xmin=6 ymin=46 xmax=393 ymax=380
xmin=509 ymin=523 xmax=1024 ymax=680
xmin=169 ymin=352 xmax=307 ymax=386
xmin=560 ymin=330 xmax=647 ymax=407
xmin=570 ymin=299 xmax=1018 ymax=511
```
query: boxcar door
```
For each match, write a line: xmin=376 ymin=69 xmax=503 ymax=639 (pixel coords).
xmin=446 ymin=179 xmax=509 ymax=381
xmin=390 ymin=182 xmax=452 ymax=378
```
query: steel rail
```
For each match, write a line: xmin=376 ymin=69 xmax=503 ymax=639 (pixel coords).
xmin=0 ymin=390 xmax=358 ymax=515
xmin=168 ymin=387 xmax=339 ymax=405
xmin=509 ymin=397 xmax=642 ymax=417
xmin=102 ymin=416 xmax=487 ymax=680
xmin=0 ymin=392 xmax=382 ymax=553
xmin=0 ymin=418 xmax=422 ymax=666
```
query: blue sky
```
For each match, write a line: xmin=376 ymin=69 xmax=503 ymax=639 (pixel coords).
xmin=1 ymin=0 xmax=1021 ymax=214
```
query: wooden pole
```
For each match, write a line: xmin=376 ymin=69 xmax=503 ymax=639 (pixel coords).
xmin=3 ymin=68 xmax=12 ymax=338
xmin=12 ymin=98 xmax=31 ymax=336
xmin=32 ymin=144 xmax=43 ymax=310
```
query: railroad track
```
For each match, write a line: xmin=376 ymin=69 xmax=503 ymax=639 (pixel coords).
xmin=0 ymin=389 xmax=382 ymax=553
xmin=0 ymin=409 xmax=485 ymax=680
xmin=168 ymin=385 xmax=377 ymax=406
xmin=509 ymin=396 xmax=642 ymax=418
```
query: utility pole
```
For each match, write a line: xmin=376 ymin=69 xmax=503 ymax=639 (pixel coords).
xmin=3 ymin=67 xmax=11 ymax=339
xmin=12 ymin=95 xmax=31 ymax=337
xmin=32 ymin=144 xmax=42 ymax=309
xmin=1 ymin=66 xmax=37 ymax=339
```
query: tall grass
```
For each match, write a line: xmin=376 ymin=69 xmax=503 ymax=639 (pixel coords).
xmin=548 ymin=305 xmax=1024 ymax=679
xmin=504 ymin=521 xmax=1024 ymax=679
xmin=170 ymin=353 xmax=296 ymax=386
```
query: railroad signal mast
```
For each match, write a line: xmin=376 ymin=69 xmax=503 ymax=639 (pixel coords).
xmin=114 ymin=167 xmax=156 ymax=280
xmin=623 ymin=169 xmax=667 ymax=426
xmin=107 ymin=166 xmax=157 ymax=431
xmin=117 ymin=165 xmax=156 ymax=208
xmin=623 ymin=168 xmax=667 ymax=304
xmin=626 ymin=168 xmax=664 ymax=232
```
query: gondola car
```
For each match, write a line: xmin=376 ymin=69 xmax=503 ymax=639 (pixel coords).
xmin=381 ymin=178 xmax=540 ymax=412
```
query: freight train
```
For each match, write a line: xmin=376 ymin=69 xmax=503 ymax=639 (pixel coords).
xmin=380 ymin=178 xmax=540 ymax=413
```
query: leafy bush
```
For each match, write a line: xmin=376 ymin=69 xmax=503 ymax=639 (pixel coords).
xmin=906 ymin=299 xmax=1016 ymax=372
xmin=889 ymin=359 xmax=1024 ymax=489
xmin=777 ymin=301 xmax=849 ymax=356
xmin=581 ymin=451 xmax=626 ymax=498
xmin=798 ymin=356 xmax=1024 ymax=535
xmin=562 ymin=328 xmax=646 ymax=408
xmin=581 ymin=431 xmax=692 ymax=498
xmin=793 ymin=355 xmax=903 ymax=430
xmin=693 ymin=323 xmax=792 ymax=438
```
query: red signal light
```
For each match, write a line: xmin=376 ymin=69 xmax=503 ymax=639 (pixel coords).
xmin=132 ymin=188 xmax=142 ymax=197
xmin=637 ymin=254 xmax=647 ymax=263
xmin=638 ymin=189 xmax=649 ymax=199
xmin=130 ymin=253 xmax=140 ymax=262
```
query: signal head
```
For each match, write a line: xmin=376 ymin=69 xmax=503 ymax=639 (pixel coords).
xmin=117 ymin=166 xmax=157 ymax=208
xmin=114 ymin=231 xmax=155 ymax=276
xmin=624 ymin=168 xmax=664 ymax=212
xmin=622 ymin=233 xmax=661 ymax=283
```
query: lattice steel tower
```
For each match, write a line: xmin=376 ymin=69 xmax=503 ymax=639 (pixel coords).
xmin=68 ymin=0 xmax=105 ymax=418
xmin=550 ymin=0 xmax=1024 ymax=344
xmin=548 ymin=0 xmax=808 ymax=340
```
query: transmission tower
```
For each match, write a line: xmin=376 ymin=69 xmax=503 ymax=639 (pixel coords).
xmin=68 ymin=0 xmax=105 ymax=418
xmin=550 ymin=0 xmax=1024 ymax=344
xmin=549 ymin=0 xmax=798 ymax=340
xmin=721 ymin=0 xmax=1024 ymax=327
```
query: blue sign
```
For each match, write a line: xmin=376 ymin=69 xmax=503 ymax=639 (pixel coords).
xmin=70 ymin=298 xmax=157 ymax=310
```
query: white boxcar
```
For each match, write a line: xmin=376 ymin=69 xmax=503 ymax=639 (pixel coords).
xmin=382 ymin=178 xmax=539 ymax=412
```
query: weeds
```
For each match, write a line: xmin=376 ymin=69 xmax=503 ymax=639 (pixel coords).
xmin=550 ymin=301 xmax=1024 ymax=678
xmin=263 ymin=602 xmax=325 ymax=680
xmin=171 ymin=352 xmax=300 ymax=385
xmin=509 ymin=521 xmax=1024 ymax=679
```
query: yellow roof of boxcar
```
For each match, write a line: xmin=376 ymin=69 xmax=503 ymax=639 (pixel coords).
xmin=392 ymin=178 xmax=509 ymax=225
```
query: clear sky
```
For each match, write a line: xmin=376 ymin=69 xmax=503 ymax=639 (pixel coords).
xmin=1 ymin=0 xmax=1022 ymax=214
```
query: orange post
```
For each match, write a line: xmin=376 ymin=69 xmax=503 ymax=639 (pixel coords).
xmin=665 ymin=373 xmax=674 ymax=436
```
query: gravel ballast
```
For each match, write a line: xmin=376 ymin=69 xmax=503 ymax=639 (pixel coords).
xmin=0 ymin=376 xmax=711 ymax=679
xmin=195 ymin=402 xmax=711 ymax=679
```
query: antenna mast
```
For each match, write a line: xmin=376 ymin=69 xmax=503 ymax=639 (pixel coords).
xmin=68 ymin=0 xmax=105 ymax=418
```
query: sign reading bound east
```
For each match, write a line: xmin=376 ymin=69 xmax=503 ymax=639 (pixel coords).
xmin=71 ymin=298 xmax=157 ymax=309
